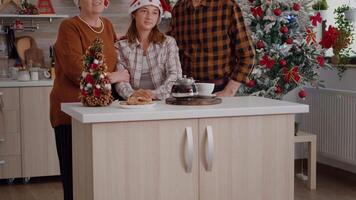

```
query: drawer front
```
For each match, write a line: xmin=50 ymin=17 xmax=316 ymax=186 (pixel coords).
xmin=0 ymin=155 xmax=22 ymax=179
xmin=0 ymin=110 xmax=20 ymax=134
xmin=0 ymin=134 xmax=21 ymax=156
xmin=0 ymin=88 xmax=20 ymax=110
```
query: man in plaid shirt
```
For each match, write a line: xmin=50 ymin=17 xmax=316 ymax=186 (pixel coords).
xmin=168 ymin=0 xmax=255 ymax=97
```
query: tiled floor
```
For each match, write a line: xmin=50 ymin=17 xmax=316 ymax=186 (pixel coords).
xmin=0 ymin=162 xmax=355 ymax=200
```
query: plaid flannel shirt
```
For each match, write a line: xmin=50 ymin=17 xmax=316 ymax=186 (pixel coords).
xmin=115 ymin=36 xmax=182 ymax=99
xmin=168 ymin=0 xmax=255 ymax=83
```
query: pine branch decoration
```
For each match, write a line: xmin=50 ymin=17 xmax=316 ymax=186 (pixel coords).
xmin=79 ymin=38 xmax=113 ymax=107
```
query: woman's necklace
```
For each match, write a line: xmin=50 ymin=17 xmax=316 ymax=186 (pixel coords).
xmin=78 ymin=15 xmax=104 ymax=34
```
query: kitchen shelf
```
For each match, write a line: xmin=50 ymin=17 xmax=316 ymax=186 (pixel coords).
xmin=0 ymin=14 xmax=69 ymax=22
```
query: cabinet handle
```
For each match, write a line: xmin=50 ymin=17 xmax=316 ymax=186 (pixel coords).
xmin=205 ymin=126 xmax=214 ymax=171
xmin=0 ymin=138 xmax=5 ymax=142
xmin=0 ymin=160 xmax=5 ymax=165
xmin=185 ymin=127 xmax=194 ymax=173
xmin=0 ymin=92 xmax=4 ymax=110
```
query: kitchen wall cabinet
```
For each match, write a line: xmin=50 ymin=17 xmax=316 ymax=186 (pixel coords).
xmin=72 ymin=114 xmax=294 ymax=200
xmin=0 ymin=86 xmax=59 ymax=180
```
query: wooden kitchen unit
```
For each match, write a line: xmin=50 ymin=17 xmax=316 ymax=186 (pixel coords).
xmin=62 ymin=97 xmax=308 ymax=200
xmin=0 ymin=81 xmax=59 ymax=182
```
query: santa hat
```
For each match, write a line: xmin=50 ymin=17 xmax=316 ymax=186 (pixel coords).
xmin=129 ymin=0 xmax=164 ymax=16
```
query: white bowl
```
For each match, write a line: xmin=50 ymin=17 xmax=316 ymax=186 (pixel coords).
xmin=196 ymin=83 xmax=215 ymax=96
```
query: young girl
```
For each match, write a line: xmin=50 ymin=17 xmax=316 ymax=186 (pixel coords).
xmin=114 ymin=0 xmax=182 ymax=100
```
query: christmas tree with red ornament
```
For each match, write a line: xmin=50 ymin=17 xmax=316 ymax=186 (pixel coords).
xmin=238 ymin=0 xmax=338 ymax=99
xmin=79 ymin=38 xmax=113 ymax=106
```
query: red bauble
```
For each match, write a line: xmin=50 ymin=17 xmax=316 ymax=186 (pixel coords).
xmin=86 ymin=74 xmax=94 ymax=84
xmin=275 ymin=85 xmax=282 ymax=94
xmin=247 ymin=80 xmax=256 ymax=88
xmin=256 ymin=40 xmax=265 ymax=49
xmin=91 ymin=63 xmax=99 ymax=70
xmin=286 ymin=37 xmax=293 ymax=44
xmin=81 ymin=90 xmax=88 ymax=97
xmin=293 ymin=3 xmax=301 ymax=11
xmin=248 ymin=0 xmax=254 ymax=3
xmin=94 ymin=88 xmax=101 ymax=97
xmin=273 ymin=8 xmax=282 ymax=16
xmin=317 ymin=56 xmax=325 ymax=66
xmin=280 ymin=26 xmax=289 ymax=34
xmin=298 ymin=90 xmax=307 ymax=99
xmin=279 ymin=59 xmax=287 ymax=66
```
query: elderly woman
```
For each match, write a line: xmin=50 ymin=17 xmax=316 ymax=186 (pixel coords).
xmin=114 ymin=0 xmax=182 ymax=100
xmin=49 ymin=1 xmax=129 ymax=200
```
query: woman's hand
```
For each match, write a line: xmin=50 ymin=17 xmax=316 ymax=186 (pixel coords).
xmin=107 ymin=69 xmax=130 ymax=83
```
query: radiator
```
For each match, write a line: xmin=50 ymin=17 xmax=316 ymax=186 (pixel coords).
xmin=299 ymin=88 xmax=356 ymax=167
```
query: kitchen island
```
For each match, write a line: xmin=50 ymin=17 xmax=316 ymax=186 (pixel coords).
xmin=62 ymin=96 xmax=308 ymax=200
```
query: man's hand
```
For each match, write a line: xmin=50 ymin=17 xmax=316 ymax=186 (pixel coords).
xmin=107 ymin=69 xmax=130 ymax=84
xmin=215 ymin=80 xmax=241 ymax=97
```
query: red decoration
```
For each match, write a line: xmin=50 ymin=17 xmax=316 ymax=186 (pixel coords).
xmin=306 ymin=28 xmax=317 ymax=44
xmin=298 ymin=89 xmax=306 ymax=99
xmin=293 ymin=3 xmax=301 ymax=11
xmin=279 ymin=59 xmax=287 ymax=66
xmin=273 ymin=8 xmax=282 ymax=16
xmin=91 ymin=63 xmax=99 ymax=70
xmin=94 ymin=88 xmax=101 ymax=97
xmin=248 ymin=0 xmax=254 ymax=3
xmin=283 ymin=66 xmax=300 ymax=83
xmin=86 ymin=74 xmax=94 ymax=84
xmin=37 ymin=0 xmax=55 ymax=14
xmin=316 ymin=56 xmax=325 ymax=66
xmin=260 ymin=54 xmax=275 ymax=69
xmin=275 ymin=85 xmax=282 ymax=94
xmin=280 ymin=26 xmax=288 ymax=34
xmin=81 ymin=90 xmax=88 ymax=97
xmin=310 ymin=12 xmax=322 ymax=27
xmin=251 ymin=6 xmax=263 ymax=18
xmin=319 ymin=25 xmax=339 ymax=49
xmin=286 ymin=37 xmax=293 ymax=44
xmin=256 ymin=40 xmax=265 ymax=49
xmin=247 ymin=80 xmax=256 ymax=88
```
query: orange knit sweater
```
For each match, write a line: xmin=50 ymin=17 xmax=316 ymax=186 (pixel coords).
xmin=50 ymin=16 xmax=117 ymax=127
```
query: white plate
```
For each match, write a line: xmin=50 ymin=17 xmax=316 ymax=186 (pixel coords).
xmin=118 ymin=101 xmax=157 ymax=109
xmin=197 ymin=94 xmax=216 ymax=98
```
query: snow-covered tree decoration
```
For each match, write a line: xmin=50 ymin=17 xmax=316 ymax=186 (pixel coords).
xmin=238 ymin=0 xmax=338 ymax=99
xmin=79 ymin=38 xmax=113 ymax=106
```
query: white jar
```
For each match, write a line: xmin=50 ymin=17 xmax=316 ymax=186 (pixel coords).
xmin=30 ymin=71 xmax=39 ymax=81
xmin=17 ymin=70 xmax=30 ymax=81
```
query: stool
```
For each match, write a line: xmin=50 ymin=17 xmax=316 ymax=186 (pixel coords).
xmin=294 ymin=131 xmax=317 ymax=190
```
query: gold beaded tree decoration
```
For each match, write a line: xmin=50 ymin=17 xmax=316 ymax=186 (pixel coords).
xmin=79 ymin=38 xmax=113 ymax=107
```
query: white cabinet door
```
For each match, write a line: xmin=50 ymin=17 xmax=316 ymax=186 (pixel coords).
xmin=20 ymin=87 xmax=59 ymax=177
xmin=0 ymin=88 xmax=21 ymax=179
xmin=199 ymin=115 xmax=295 ymax=200
xmin=73 ymin=119 xmax=199 ymax=200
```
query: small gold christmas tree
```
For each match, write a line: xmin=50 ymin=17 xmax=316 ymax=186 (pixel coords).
xmin=79 ymin=38 xmax=113 ymax=107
